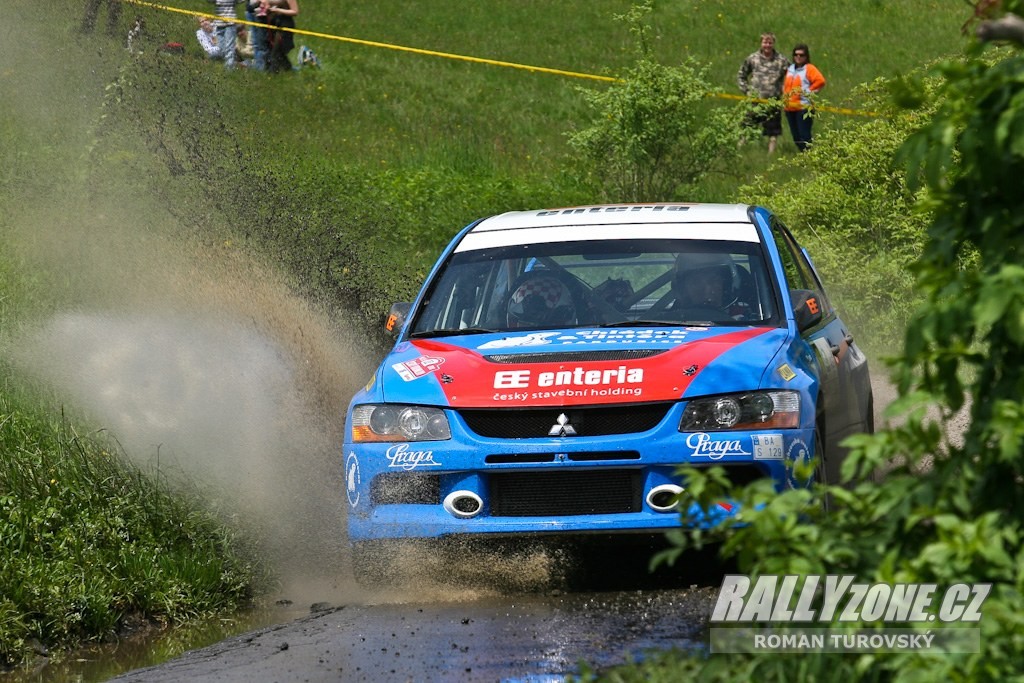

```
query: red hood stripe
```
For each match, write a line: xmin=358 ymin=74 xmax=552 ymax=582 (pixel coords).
xmin=411 ymin=328 xmax=770 ymax=407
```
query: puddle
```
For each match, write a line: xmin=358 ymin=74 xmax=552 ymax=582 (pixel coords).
xmin=4 ymin=604 xmax=307 ymax=683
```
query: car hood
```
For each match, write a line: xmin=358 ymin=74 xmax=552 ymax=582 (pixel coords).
xmin=381 ymin=326 xmax=789 ymax=408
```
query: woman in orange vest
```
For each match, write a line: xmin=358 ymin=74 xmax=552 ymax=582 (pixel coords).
xmin=783 ymin=43 xmax=826 ymax=152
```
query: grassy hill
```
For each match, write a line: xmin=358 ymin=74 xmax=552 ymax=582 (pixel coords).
xmin=218 ymin=0 xmax=968 ymax=171
xmin=0 ymin=0 xmax=977 ymax=669
xmin=46 ymin=0 xmax=969 ymax=332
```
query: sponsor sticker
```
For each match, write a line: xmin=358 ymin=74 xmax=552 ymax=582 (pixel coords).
xmin=345 ymin=452 xmax=361 ymax=507
xmin=788 ymin=437 xmax=810 ymax=464
xmin=392 ymin=355 xmax=445 ymax=381
xmin=493 ymin=365 xmax=644 ymax=389
xmin=478 ymin=333 xmax=558 ymax=349
xmin=686 ymin=432 xmax=751 ymax=460
xmin=479 ymin=329 xmax=693 ymax=348
xmin=778 ymin=363 xmax=796 ymax=381
xmin=385 ymin=443 xmax=442 ymax=470
xmin=785 ymin=437 xmax=812 ymax=487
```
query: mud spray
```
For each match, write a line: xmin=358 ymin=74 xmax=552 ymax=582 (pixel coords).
xmin=6 ymin=221 xmax=561 ymax=603
xmin=5 ymin=192 xmax=365 ymax=604
xmin=1 ymin=6 xmax=561 ymax=605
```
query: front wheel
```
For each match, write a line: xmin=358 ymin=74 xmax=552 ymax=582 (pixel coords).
xmin=813 ymin=427 xmax=833 ymax=512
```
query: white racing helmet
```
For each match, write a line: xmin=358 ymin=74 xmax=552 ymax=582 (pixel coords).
xmin=506 ymin=275 xmax=577 ymax=328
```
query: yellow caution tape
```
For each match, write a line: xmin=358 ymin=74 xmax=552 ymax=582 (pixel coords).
xmin=123 ymin=0 xmax=877 ymax=116
xmin=123 ymin=0 xmax=618 ymax=82
xmin=714 ymin=92 xmax=879 ymax=117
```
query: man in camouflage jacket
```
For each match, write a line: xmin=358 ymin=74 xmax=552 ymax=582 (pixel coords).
xmin=737 ymin=32 xmax=790 ymax=153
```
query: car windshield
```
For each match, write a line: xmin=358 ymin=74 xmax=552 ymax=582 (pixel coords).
xmin=409 ymin=237 xmax=781 ymax=335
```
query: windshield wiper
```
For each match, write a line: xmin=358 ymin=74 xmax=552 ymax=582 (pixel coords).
xmin=409 ymin=327 xmax=498 ymax=338
xmin=598 ymin=319 xmax=713 ymax=328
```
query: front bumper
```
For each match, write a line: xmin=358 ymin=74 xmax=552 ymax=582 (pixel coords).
xmin=344 ymin=409 xmax=814 ymax=542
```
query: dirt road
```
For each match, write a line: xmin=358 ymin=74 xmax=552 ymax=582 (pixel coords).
xmin=109 ymin=584 xmax=716 ymax=682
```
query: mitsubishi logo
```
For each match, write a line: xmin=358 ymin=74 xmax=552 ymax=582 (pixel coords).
xmin=548 ymin=413 xmax=577 ymax=437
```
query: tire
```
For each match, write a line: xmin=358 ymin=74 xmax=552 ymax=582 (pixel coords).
xmin=866 ymin=392 xmax=876 ymax=434
xmin=813 ymin=427 xmax=833 ymax=513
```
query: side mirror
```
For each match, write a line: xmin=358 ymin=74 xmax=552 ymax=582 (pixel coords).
xmin=384 ymin=302 xmax=412 ymax=335
xmin=790 ymin=289 xmax=823 ymax=332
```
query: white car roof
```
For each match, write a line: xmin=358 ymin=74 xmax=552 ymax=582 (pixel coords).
xmin=456 ymin=203 xmax=760 ymax=252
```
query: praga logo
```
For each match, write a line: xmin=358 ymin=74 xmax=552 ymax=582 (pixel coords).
xmin=385 ymin=443 xmax=442 ymax=470
xmin=686 ymin=432 xmax=752 ymax=459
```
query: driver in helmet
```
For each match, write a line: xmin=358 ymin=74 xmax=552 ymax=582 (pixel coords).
xmin=672 ymin=252 xmax=750 ymax=320
xmin=506 ymin=275 xmax=577 ymax=328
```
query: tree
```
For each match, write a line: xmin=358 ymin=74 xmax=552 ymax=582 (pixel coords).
xmin=597 ymin=4 xmax=1024 ymax=681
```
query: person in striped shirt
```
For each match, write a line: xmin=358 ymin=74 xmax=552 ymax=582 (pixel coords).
xmin=208 ymin=0 xmax=244 ymax=69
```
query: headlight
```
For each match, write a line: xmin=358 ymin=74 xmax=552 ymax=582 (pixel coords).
xmin=350 ymin=404 xmax=451 ymax=442
xmin=679 ymin=391 xmax=800 ymax=431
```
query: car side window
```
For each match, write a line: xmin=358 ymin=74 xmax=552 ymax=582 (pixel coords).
xmin=770 ymin=218 xmax=832 ymax=315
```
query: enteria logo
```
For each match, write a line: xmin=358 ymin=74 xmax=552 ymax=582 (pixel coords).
xmin=712 ymin=575 xmax=991 ymax=624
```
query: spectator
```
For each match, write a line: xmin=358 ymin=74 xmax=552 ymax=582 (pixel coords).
xmin=783 ymin=43 xmax=826 ymax=152
xmin=736 ymin=32 xmax=789 ymax=154
xmin=208 ymin=0 xmax=244 ymax=69
xmin=236 ymin=24 xmax=255 ymax=62
xmin=245 ymin=0 xmax=270 ymax=71
xmin=125 ymin=15 xmax=144 ymax=53
xmin=196 ymin=17 xmax=220 ymax=59
xmin=81 ymin=0 xmax=122 ymax=36
xmin=266 ymin=0 xmax=300 ymax=73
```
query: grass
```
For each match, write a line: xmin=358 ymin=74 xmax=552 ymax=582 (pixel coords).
xmin=234 ymin=0 xmax=968 ymax=167
xmin=0 ymin=386 xmax=264 ymax=668
xmin=0 ymin=0 xmax=979 ymax=670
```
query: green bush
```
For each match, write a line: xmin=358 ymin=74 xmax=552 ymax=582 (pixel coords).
xmin=740 ymin=74 xmax=941 ymax=357
xmin=592 ymin=20 xmax=1024 ymax=683
xmin=567 ymin=2 xmax=744 ymax=202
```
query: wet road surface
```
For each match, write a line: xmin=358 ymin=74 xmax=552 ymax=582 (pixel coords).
xmin=108 ymin=585 xmax=717 ymax=682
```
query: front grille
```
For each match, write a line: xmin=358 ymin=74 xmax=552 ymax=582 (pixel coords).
xmin=484 ymin=451 xmax=641 ymax=464
xmin=371 ymin=473 xmax=441 ymax=505
xmin=485 ymin=349 xmax=667 ymax=364
xmin=460 ymin=403 xmax=672 ymax=438
xmin=714 ymin=464 xmax=769 ymax=487
xmin=684 ymin=464 xmax=769 ymax=488
xmin=489 ymin=470 xmax=642 ymax=517
xmin=569 ymin=450 xmax=640 ymax=462
xmin=485 ymin=453 xmax=556 ymax=464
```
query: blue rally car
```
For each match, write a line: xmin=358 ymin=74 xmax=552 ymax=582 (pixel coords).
xmin=343 ymin=204 xmax=873 ymax=575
